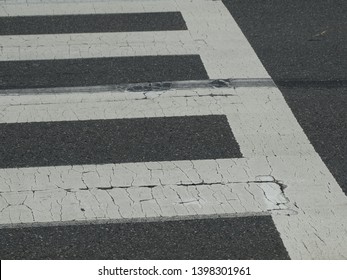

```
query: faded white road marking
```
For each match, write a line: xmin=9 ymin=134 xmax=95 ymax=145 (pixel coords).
xmin=0 ymin=158 xmax=272 ymax=194
xmin=0 ymin=1 xmax=178 ymax=17
xmin=0 ymin=0 xmax=346 ymax=259
xmin=0 ymin=158 xmax=290 ymax=225
xmin=0 ymin=31 xmax=195 ymax=61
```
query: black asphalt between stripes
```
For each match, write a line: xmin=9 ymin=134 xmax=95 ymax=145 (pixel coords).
xmin=0 ymin=12 xmax=187 ymax=35
xmin=0 ymin=115 xmax=242 ymax=168
xmin=0 ymin=55 xmax=209 ymax=90
xmin=0 ymin=216 xmax=290 ymax=259
xmin=222 ymin=0 xmax=347 ymax=195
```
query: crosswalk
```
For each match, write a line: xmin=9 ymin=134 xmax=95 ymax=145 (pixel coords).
xmin=0 ymin=0 xmax=346 ymax=259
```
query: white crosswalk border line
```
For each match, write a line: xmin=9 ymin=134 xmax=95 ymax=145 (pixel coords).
xmin=0 ymin=0 xmax=346 ymax=259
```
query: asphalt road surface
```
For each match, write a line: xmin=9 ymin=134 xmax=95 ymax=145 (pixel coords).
xmin=0 ymin=0 xmax=346 ymax=260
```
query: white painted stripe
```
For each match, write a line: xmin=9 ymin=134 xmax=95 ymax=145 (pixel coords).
xmin=0 ymin=31 xmax=195 ymax=61
xmin=0 ymin=90 xmax=228 ymax=122
xmin=0 ymin=183 xmax=285 ymax=225
xmin=0 ymin=1 xmax=179 ymax=17
xmin=0 ymin=158 xmax=290 ymax=225
xmin=0 ymin=183 xmax=286 ymax=225
xmin=0 ymin=158 xmax=271 ymax=193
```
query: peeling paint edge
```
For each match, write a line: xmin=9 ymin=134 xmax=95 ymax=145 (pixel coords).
xmin=0 ymin=211 xmax=277 ymax=229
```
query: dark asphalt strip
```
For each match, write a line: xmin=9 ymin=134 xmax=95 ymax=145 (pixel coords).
xmin=0 ymin=55 xmax=209 ymax=90
xmin=0 ymin=12 xmax=187 ymax=35
xmin=0 ymin=115 xmax=242 ymax=168
xmin=0 ymin=216 xmax=289 ymax=259
xmin=0 ymin=78 xmax=276 ymax=95
xmin=276 ymin=80 xmax=347 ymax=89
xmin=222 ymin=0 xmax=347 ymax=195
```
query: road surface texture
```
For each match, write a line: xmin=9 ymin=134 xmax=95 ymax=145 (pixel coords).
xmin=0 ymin=0 xmax=346 ymax=259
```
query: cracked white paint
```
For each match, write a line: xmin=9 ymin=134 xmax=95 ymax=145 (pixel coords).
xmin=0 ymin=0 xmax=179 ymax=17
xmin=0 ymin=182 xmax=287 ymax=224
xmin=0 ymin=158 xmax=273 ymax=193
xmin=0 ymin=0 xmax=346 ymax=259
xmin=0 ymin=31 xmax=196 ymax=61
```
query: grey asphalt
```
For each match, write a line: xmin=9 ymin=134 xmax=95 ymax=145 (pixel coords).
xmin=223 ymin=0 xmax=347 ymax=195
xmin=0 ymin=12 xmax=187 ymax=35
xmin=0 ymin=216 xmax=289 ymax=260
xmin=0 ymin=115 xmax=241 ymax=168
xmin=0 ymin=55 xmax=208 ymax=89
